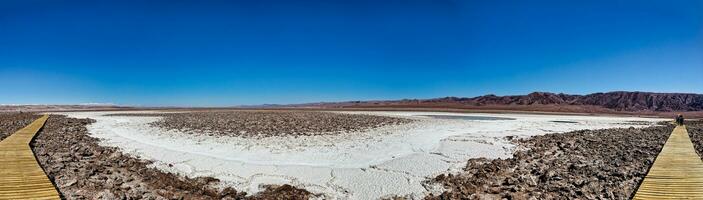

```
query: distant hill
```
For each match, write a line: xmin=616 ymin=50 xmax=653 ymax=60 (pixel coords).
xmin=0 ymin=105 xmax=131 ymax=112
xmin=294 ymin=91 xmax=703 ymax=113
xmin=470 ymin=92 xmax=703 ymax=112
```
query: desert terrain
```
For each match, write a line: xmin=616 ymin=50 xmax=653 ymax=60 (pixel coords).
xmin=0 ymin=108 xmax=678 ymax=199
xmin=3 ymin=91 xmax=702 ymax=199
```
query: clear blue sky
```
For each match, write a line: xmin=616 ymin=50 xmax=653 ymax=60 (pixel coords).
xmin=1 ymin=0 xmax=701 ymax=106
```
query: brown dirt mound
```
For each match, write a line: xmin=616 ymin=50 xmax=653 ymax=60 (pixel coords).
xmin=427 ymin=125 xmax=673 ymax=199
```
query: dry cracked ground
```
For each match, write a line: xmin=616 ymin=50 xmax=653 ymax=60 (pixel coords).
xmin=0 ymin=111 xmax=693 ymax=199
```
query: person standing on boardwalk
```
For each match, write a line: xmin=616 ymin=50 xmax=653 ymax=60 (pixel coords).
xmin=676 ymin=114 xmax=684 ymax=125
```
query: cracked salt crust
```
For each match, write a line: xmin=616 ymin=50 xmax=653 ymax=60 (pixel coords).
xmin=59 ymin=111 xmax=664 ymax=200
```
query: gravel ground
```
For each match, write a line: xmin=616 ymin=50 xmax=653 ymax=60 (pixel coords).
xmin=426 ymin=125 xmax=673 ymax=200
xmin=31 ymin=115 xmax=313 ymax=200
xmin=111 ymin=110 xmax=413 ymax=137
xmin=687 ymin=120 xmax=703 ymax=159
xmin=0 ymin=112 xmax=40 ymax=141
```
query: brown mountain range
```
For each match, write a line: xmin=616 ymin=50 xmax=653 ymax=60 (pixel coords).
xmin=295 ymin=91 xmax=703 ymax=115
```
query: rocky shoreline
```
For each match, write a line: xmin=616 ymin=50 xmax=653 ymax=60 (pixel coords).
xmin=110 ymin=110 xmax=413 ymax=137
xmin=427 ymin=124 xmax=673 ymax=199
xmin=0 ymin=112 xmax=40 ymax=141
xmin=31 ymin=115 xmax=313 ymax=199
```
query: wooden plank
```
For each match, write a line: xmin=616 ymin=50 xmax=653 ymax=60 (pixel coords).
xmin=634 ymin=125 xmax=703 ymax=199
xmin=0 ymin=115 xmax=60 ymax=200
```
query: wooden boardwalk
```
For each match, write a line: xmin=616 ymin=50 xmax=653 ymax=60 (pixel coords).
xmin=634 ymin=125 xmax=703 ymax=199
xmin=0 ymin=115 xmax=60 ymax=200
